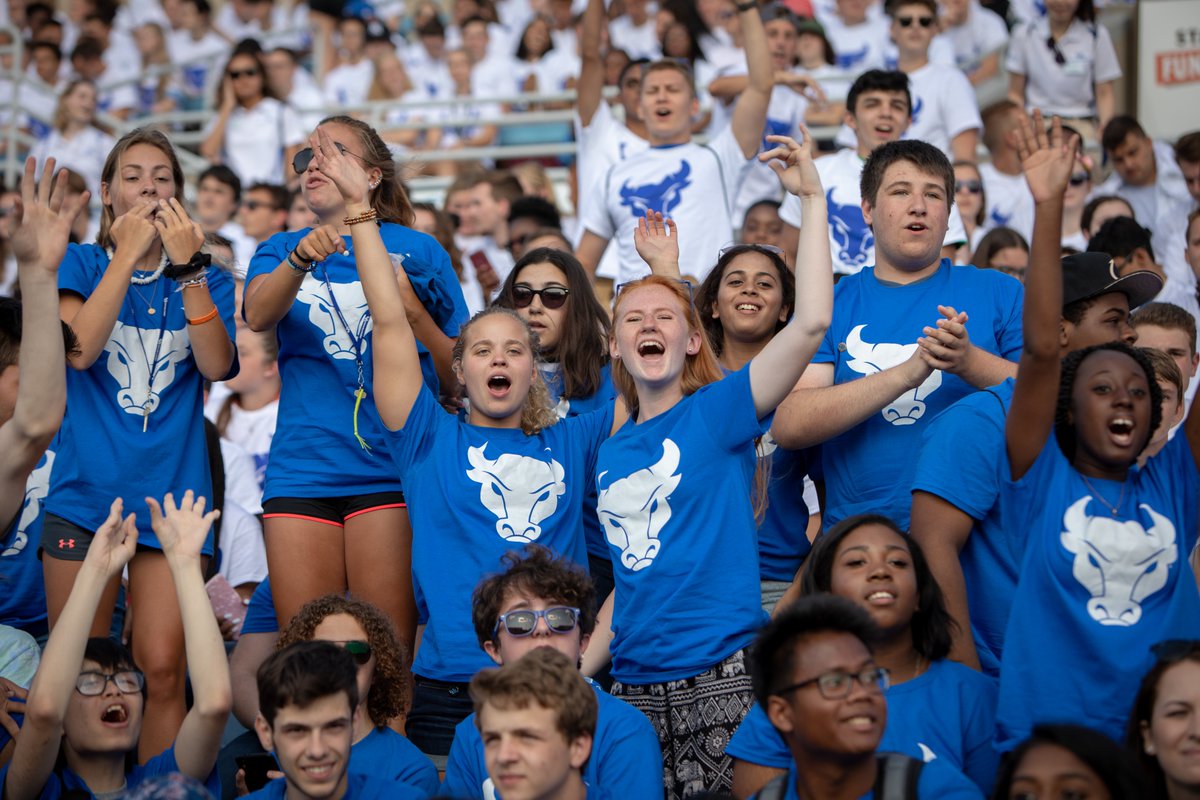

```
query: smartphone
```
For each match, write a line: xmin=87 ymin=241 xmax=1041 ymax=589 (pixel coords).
xmin=236 ymin=754 xmax=279 ymax=792
xmin=204 ymin=574 xmax=246 ymax=638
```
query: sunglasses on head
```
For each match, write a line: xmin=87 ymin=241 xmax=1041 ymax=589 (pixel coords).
xmin=339 ymin=640 xmax=372 ymax=666
xmin=897 ymin=15 xmax=935 ymax=27
xmin=955 ymin=179 xmax=982 ymax=194
xmin=512 ymin=284 xmax=569 ymax=309
xmin=228 ymin=68 xmax=260 ymax=79
xmin=292 ymin=142 xmax=369 ymax=175
xmin=494 ymin=606 xmax=581 ymax=638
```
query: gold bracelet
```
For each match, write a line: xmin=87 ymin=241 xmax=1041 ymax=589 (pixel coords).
xmin=343 ymin=208 xmax=379 ymax=226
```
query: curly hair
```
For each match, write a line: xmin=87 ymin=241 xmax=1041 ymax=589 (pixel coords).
xmin=451 ymin=306 xmax=558 ymax=435
xmin=275 ymin=594 xmax=410 ymax=727
xmin=1055 ymin=342 xmax=1164 ymax=463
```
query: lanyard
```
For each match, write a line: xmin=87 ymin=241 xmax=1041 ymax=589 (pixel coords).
xmin=320 ymin=267 xmax=373 ymax=451
xmin=135 ymin=295 xmax=171 ymax=432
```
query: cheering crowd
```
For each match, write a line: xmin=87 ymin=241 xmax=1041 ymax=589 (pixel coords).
xmin=2 ymin=0 xmax=1200 ymax=797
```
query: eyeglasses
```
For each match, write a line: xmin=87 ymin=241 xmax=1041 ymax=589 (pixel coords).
xmin=955 ymin=179 xmax=982 ymax=194
xmin=241 ymin=199 xmax=276 ymax=212
xmin=494 ymin=606 xmax=581 ymax=637
xmin=896 ymin=15 xmax=935 ymax=27
xmin=1045 ymin=36 xmax=1066 ymax=66
xmin=512 ymin=284 xmax=570 ymax=310
xmin=292 ymin=142 xmax=369 ymax=174
xmin=996 ymin=265 xmax=1027 ymax=280
xmin=774 ymin=666 xmax=890 ymax=700
xmin=1068 ymin=173 xmax=1090 ymax=187
xmin=339 ymin=640 xmax=372 ymax=666
xmin=719 ymin=243 xmax=786 ymax=259
xmin=1151 ymin=639 xmax=1200 ymax=661
xmin=75 ymin=670 xmax=145 ymax=696
xmin=228 ymin=68 xmax=261 ymax=79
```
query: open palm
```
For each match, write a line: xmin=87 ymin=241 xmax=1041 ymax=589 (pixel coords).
xmin=1015 ymin=109 xmax=1080 ymax=204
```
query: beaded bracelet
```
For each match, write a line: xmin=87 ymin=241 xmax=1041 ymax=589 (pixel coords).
xmin=177 ymin=274 xmax=208 ymax=292
xmin=287 ymin=250 xmax=317 ymax=274
xmin=343 ymin=208 xmax=379 ymax=226
xmin=187 ymin=307 xmax=220 ymax=326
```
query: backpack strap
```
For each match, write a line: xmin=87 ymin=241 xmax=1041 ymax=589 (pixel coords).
xmin=756 ymin=773 xmax=790 ymax=800
xmin=874 ymin=752 xmax=924 ymax=800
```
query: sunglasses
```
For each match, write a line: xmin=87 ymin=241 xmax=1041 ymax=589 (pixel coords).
xmin=512 ymin=284 xmax=570 ymax=309
xmin=494 ymin=606 xmax=581 ymax=638
xmin=241 ymin=199 xmax=275 ymax=212
xmin=955 ymin=179 xmax=982 ymax=194
xmin=292 ymin=142 xmax=369 ymax=174
xmin=1068 ymin=173 xmax=1090 ymax=187
xmin=1046 ymin=36 xmax=1067 ymax=66
xmin=228 ymin=68 xmax=261 ymax=79
xmin=897 ymin=15 xmax=935 ymax=27
xmin=76 ymin=670 xmax=145 ymax=696
xmin=340 ymin=640 xmax=372 ymax=666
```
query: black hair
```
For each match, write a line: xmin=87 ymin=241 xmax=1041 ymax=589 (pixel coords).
xmin=617 ymin=56 xmax=650 ymax=86
xmin=696 ymin=244 xmax=795 ymax=357
xmin=508 ymin=196 xmax=561 ymax=230
xmin=1101 ymin=115 xmax=1147 ymax=154
xmin=1088 ymin=216 xmax=1156 ymax=264
xmin=846 ymin=69 xmax=910 ymax=116
xmin=992 ymin=724 xmax=1144 ymax=800
xmin=1055 ymin=342 xmax=1164 ymax=463
xmin=82 ymin=638 xmax=146 ymax=701
xmin=1126 ymin=641 xmax=1200 ymax=799
xmin=0 ymin=296 xmax=81 ymax=371
xmin=861 ymin=139 xmax=955 ymax=210
xmin=799 ymin=514 xmax=955 ymax=661
xmin=198 ymin=164 xmax=242 ymax=202
xmin=257 ymin=641 xmax=359 ymax=727
xmin=750 ymin=594 xmax=881 ymax=709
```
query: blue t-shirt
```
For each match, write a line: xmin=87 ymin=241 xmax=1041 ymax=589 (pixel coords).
xmin=50 ymin=244 xmax=236 ymax=549
xmin=813 ymin=262 xmax=1023 ymax=531
xmin=728 ymin=659 xmax=998 ymax=792
xmin=754 ymin=757 xmax=983 ymax=799
xmin=244 ymin=773 xmax=424 ymax=800
xmin=542 ymin=363 xmax=619 ymax=562
xmin=597 ymin=366 xmax=770 ymax=682
xmin=0 ymin=744 xmax=221 ymax=799
xmin=245 ymin=225 xmax=467 ymax=501
xmin=994 ymin=432 xmax=1200 ymax=751
xmin=384 ymin=386 xmax=612 ymax=681
xmin=911 ymin=379 xmax=1016 ymax=676
xmin=442 ymin=678 xmax=664 ymax=797
xmin=350 ymin=727 xmax=438 ymax=794
xmin=0 ymin=450 xmax=53 ymax=636
xmin=241 ymin=576 xmax=279 ymax=635
xmin=757 ymin=433 xmax=814 ymax=581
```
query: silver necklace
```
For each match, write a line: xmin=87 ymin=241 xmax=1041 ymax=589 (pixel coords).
xmin=1080 ymin=473 xmax=1127 ymax=517
xmin=106 ymin=246 xmax=168 ymax=288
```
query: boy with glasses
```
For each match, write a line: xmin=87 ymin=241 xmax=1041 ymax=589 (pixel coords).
xmin=443 ymin=545 xmax=663 ymax=797
xmin=748 ymin=595 xmax=981 ymax=799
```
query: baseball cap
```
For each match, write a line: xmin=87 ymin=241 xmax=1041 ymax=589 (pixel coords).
xmin=1061 ymin=251 xmax=1161 ymax=309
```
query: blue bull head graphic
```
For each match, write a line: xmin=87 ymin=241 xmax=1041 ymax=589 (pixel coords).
xmin=836 ymin=43 xmax=870 ymax=70
xmin=762 ymin=118 xmax=793 ymax=152
xmin=827 ymin=188 xmax=873 ymax=269
xmin=910 ymin=96 xmax=924 ymax=126
xmin=619 ymin=162 xmax=693 ymax=218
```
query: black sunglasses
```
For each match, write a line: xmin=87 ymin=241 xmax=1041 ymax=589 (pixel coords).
xmin=493 ymin=606 xmax=581 ymax=638
xmin=955 ymin=179 xmax=982 ymax=194
xmin=292 ymin=142 xmax=369 ymax=174
xmin=1046 ymin=36 xmax=1066 ymax=66
xmin=897 ymin=15 xmax=935 ymax=27
xmin=512 ymin=284 xmax=570 ymax=309
xmin=241 ymin=199 xmax=276 ymax=212
xmin=228 ymin=68 xmax=261 ymax=79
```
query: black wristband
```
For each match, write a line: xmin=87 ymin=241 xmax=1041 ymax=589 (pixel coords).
xmin=735 ymin=0 xmax=757 ymax=10
xmin=164 ymin=252 xmax=212 ymax=281
xmin=287 ymin=250 xmax=317 ymax=274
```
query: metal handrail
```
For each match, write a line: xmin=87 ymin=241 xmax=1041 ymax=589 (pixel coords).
xmin=1 ymin=25 xmax=25 ymax=189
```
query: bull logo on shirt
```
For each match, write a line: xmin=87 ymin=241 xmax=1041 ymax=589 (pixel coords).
xmin=1060 ymin=498 xmax=1178 ymax=626
xmin=596 ymin=439 xmax=682 ymax=572
xmin=619 ymin=162 xmax=692 ymax=219
xmin=2 ymin=452 xmax=53 ymax=558
xmin=296 ymin=273 xmax=372 ymax=361
xmin=836 ymin=43 xmax=870 ymax=70
xmin=465 ymin=444 xmax=567 ymax=543
xmin=828 ymin=188 xmax=874 ymax=271
xmin=844 ymin=325 xmax=943 ymax=425
xmin=762 ymin=117 xmax=793 ymax=152
xmin=910 ymin=96 xmax=924 ymax=126
xmin=103 ymin=321 xmax=191 ymax=417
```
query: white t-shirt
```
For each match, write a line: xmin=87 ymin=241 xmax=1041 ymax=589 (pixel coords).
xmin=979 ymin=161 xmax=1035 ymax=242
xmin=323 ymin=59 xmax=374 ymax=106
xmin=902 ymin=61 xmax=981 ymax=159
xmin=404 ymin=47 xmax=455 ymax=100
xmin=943 ymin=1 xmax=1009 ymax=78
xmin=217 ymin=499 xmax=268 ymax=589
xmin=214 ymin=2 xmax=306 ymax=50
xmin=823 ymin=15 xmax=889 ymax=73
xmin=779 ymin=147 xmax=968 ymax=276
xmin=472 ymin=53 xmax=520 ymax=98
xmin=735 ymin=80 xmax=810 ymax=220
xmin=167 ymin=29 xmax=229 ymax=102
xmin=575 ymin=101 xmax=649 ymax=280
xmin=583 ymin=126 xmax=752 ymax=284
xmin=206 ymin=97 xmax=306 ymax=186
xmin=206 ymin=393 xmax=278 ymax=487
xmin=609 ymin=15 xmax=661 ymax=60
xmin=457 ymin=235 xmax=515 ymax=313
xmin=1005 ymin=17 xmax=1122 ymax=119
xmin=220 ymin=437 xmax=263 ymax=516
xmin=94 ymin=69 xmax=139 ymax=117
xmin=217 ymin=221 xmax=258 ymax=279
xmin=29 ymin=127 xmax=116 ymax=198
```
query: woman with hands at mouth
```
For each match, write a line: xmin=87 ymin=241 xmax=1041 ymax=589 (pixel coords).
xmin=3 ymin=491 xmax=231 ymax=800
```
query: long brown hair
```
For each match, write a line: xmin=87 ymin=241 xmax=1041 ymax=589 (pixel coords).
xmin=96 ymin=127 xmax=186 ymax=249
xmin=318 ymin=115 xmax=414 ymax=227
xmin=215 ymin=328 xmax=279 ymax=437
xmin=451 ymin=307 xmax=557 ymax=435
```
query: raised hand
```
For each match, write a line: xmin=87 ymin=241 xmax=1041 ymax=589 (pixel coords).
xmin=310 ymin=125 xmax=371 ymax=207
xmin=633 ymin=210 xmax=680 ymax=275
xmin=761 ymin=128 xmax=822 ymax=199
xmin=84 ymin=498 xmax=139 ymax=580
xmin=294 ymin=224 xmax=347 ymax=264
xmin=918 ymin=305 xmax=973 ymax=375
xmin=1014 ymin=109 xmax=1080 ymax=204
xmin=147 ymin=490 xmax=220 ymax=564
xmin=775 ymin=72 xmax=827 ymax=105
xmin=155 ymin=197 xmax=206 ymax=265
xmin=10 ymin=157 xmax=91 ymax=271
xmin=109 ymin=200 xmax=160 ymax=264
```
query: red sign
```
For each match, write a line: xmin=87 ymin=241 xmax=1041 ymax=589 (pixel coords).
xmin=1157 ymin=49 xmax=1200 ymax=85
